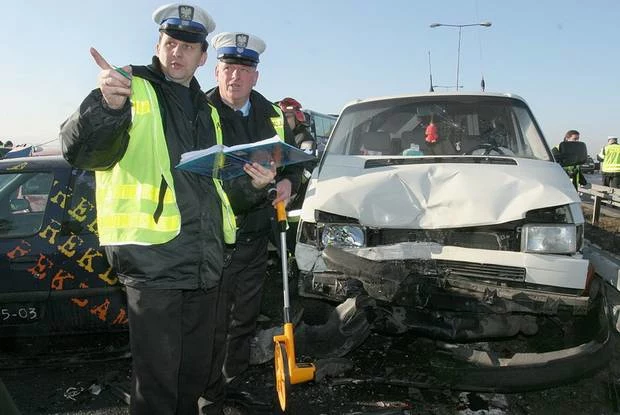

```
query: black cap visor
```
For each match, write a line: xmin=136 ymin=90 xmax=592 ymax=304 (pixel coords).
xmin=218 ymin=56 xmax=258 ymax=67
xmin=160 ymin=23 xmax=206 ymax=44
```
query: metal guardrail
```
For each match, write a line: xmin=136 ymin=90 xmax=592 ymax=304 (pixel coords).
xmin=578 ymin=184 xmax=620 ymax=225
xmin=582 ymin=241 xmax=620 ymax=332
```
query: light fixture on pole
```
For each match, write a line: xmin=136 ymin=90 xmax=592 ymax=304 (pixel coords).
xmin=429 ymin=21 xmax=492 ymax=91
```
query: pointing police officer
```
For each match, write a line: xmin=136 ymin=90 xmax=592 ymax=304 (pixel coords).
xmin=204 ymin=32 xmax=303 ymax=411
xmin=59 ymin=4 xmax=278 ymax=415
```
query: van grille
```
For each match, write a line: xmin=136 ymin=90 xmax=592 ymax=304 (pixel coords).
xmin=436 ymin=259 xmax=526 ymax=282
xmin=370 ymin=228 xmax=520 ymax=251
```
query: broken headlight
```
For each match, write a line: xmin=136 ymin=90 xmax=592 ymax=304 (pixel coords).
xmin=320 ymin=224 xmax=365 ymax=248
xmin=520 ymin=224 xmax=577 ymax=254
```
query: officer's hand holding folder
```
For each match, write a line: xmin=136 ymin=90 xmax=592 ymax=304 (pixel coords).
xmin=176 ymin=136 xmax=315 ymax=180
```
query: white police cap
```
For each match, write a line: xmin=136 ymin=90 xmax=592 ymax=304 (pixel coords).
xmin=152 ymin=3 xmax=216 ymax=44
xmin=211 ymin=32 xmax=266 ymax=67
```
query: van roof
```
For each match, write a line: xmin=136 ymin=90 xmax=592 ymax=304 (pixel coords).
xmin=341 ymin=92 xmax=527 ymax=112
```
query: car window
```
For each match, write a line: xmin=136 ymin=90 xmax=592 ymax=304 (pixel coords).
xmin=0 ymin=172 xmax=54 ymax=237
xmin=327 ymin=96 xmax=551 ymax=160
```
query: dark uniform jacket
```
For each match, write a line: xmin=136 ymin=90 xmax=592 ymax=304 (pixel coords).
xmin=293 ymin=122 xmax=315 ymax=149
xmin=60 ymin=57 xmax=224 ymax=290
xmin=206 ymin=87 xmax=302 ymax=242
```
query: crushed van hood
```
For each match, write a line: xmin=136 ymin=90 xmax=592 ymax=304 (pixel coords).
xmin=302 ymin=156 xmax=581 ymax=228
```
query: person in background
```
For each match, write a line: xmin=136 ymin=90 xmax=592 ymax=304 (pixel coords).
xmin=598 ymin=136 xmax=620 ymax=188
xmin=552 ymin=129 xmax=588 ymax=190
xmin=4 ymin=141 xmax=13 ymax=148
xmin=59 ymin=5 xmax=274 ymax=414
xmin=279 ymin=97 xmax=315 ymax=155
xmin=204 ymin=32 xmax=302 ymax=413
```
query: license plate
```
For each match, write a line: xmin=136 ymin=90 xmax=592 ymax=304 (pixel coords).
xmin=0 ymin=304 xmax=40 ymax=324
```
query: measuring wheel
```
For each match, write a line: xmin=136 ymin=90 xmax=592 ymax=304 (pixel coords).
xmin=274 ymin=342 xmax=291 ymax=412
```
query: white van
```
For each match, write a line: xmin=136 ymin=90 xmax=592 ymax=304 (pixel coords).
xmin=293 ymin=92 xmax=612 ymax=390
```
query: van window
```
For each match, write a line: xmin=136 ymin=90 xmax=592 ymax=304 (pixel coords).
xmin=328 ymin=96 xmax=551 ymax=161
xmin=0 ymin=172 xmax=54 ymax=237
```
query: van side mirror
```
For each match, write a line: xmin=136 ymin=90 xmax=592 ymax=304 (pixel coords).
xmin=557 ymin=141 xmax=587 ymax=166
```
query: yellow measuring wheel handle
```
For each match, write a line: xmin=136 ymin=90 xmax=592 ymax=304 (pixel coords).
xmin=273 ymin=323 xmax=315 ymax=384
xmin=276 ymin=200 xmax=287 ymax=223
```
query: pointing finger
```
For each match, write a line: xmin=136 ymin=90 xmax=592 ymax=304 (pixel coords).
xmin=90 ymin=47 xmax=113 ymax=70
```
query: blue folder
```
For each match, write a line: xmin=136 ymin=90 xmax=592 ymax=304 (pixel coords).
xmin=176 ymin=136 xmax=315 ymax=180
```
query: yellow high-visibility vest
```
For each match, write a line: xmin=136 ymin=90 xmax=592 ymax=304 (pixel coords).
xmin=96 ymin=77 xmax=236 ymax=245
xmin=601 ymin=143 xmax=620 ymax=174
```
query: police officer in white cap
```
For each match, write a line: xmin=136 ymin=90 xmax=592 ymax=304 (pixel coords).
xmin=203 ymin=31 xmax=303 ymax=411
xmin=61 ymin=6 xmax=276 ymax=415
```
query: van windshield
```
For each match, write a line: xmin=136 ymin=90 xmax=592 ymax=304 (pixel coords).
xmin=326 ymin=95 xmax=552 ymax=161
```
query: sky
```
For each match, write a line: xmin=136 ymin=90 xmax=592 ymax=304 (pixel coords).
xmin=1 ymin=0 xmax=618 ymax=155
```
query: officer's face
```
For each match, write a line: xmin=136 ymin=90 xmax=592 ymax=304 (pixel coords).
xmin=215 ymin=62 xmax=258 ymax=108
xmin=156 ymin=33 xmax=207 ymax=86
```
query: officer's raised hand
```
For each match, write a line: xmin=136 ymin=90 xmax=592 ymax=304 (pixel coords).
xmin=90 ymin=47 xmax=132 ymax=110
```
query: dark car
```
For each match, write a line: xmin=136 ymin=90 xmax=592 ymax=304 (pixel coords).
xmin=0 ymin=154 xmax=126 ymax=338
xmin=581 ymin=155 xmax=596 ymax=173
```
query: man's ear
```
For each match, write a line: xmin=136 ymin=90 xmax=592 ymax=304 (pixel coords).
xmin=198 ymin=50 xmax=208 ymax=67
xmin=252 ymin=70 xmax=259 ymax=88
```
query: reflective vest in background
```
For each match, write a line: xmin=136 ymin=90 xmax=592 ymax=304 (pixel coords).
xmin=601 ymin=143 xmax=620 ymax=174
xmin=95 ymin=77 xmax=236 ymax=245
xmin=269 ymin=104 xmax=299 ymax=228
xmin=270 ymin=104 xmax=285 ymax=140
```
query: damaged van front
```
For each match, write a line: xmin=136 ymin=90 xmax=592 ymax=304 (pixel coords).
xmin=294 ymin=93 xmax=612 ymax=391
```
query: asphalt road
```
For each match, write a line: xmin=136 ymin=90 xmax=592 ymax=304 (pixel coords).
xmin=2 ymin=330 xmax=620 ymax=415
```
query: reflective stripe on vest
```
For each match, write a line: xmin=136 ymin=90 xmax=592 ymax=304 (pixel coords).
xmin=210 ymin=108 xmax=237 ymax=243
xmin=96 ymin=77 xmax=236 ymax=245
xmin=602 ymin=144 xmax=620 ymax=174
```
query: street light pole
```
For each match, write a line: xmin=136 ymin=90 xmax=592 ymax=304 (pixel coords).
xmin=430 ymin=22 xmax=492 ymax=91
xmin=456 ymin=26 xmax=462 ymax=91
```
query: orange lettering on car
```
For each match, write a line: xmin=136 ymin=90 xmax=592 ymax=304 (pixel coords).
xmin=27 ymin=253 xmax=54 ymax=280
xmin=112 ymin=308 xmax=129 ymax=325
xmin=6 ymin=240 xmax=32 ymax=259
xmin=90 ymin=298 xmax=110 ymax=321
xmin=71 ymin=282 xmax=90 ymax=307
xmin=71 ymin=298 xmax=88 ymax=307
xmin=50 ymin=269 xmax=76 ymax=290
